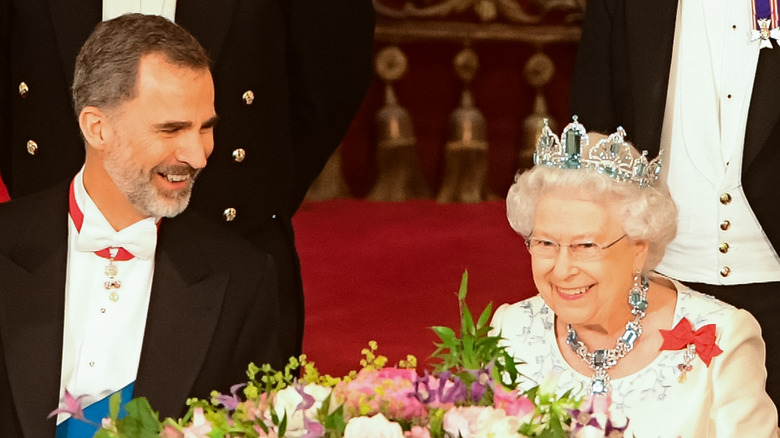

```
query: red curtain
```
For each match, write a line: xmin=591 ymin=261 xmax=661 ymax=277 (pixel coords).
xmin=295 ymin=199 xmax=537 ymax=375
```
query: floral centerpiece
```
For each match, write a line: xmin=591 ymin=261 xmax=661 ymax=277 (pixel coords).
xmin=55 ymin=272 xmax=628 ymax=437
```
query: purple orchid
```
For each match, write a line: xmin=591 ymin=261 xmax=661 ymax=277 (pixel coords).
xmin=470 ymin=381 xmax=486 ymax=402
xmin=215 ymin=383 xmax=246 ymax=411
xmin=569 ymin=396 xmax=603 ymax=435
xmin=436 ymin=374 xmax=467 ymax=404
xmin=47 ymin=389 xmax=92 ymax=424
xmin=301 ymin=416 xmax=325 ymax=438
xmin=295 ymin=383 xmax=316 ymax=411
xmin=467 ymin=367 xmax=492 ymax=403
xmin=410 ymin=371 xmax=435 ymax=404
xmin=604 ymin=417 xmax=629 ymax=437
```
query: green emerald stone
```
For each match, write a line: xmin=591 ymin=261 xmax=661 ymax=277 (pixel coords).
xmin=629 ymin=292 xmax=648 ymax=311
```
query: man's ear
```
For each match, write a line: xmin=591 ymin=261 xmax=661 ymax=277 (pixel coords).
xmin=78 ymin=106 xmax=114 ymax=151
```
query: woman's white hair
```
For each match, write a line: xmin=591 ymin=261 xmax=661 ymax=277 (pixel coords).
xmin=506 ymin=165 xmax=678 ymax=271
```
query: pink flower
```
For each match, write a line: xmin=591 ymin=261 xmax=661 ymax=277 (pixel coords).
xmin=570 ymin=394 xmax=630 ymax=438
xmin=442 ymin=406 xmax=486 ymax=438
xmin=376 ymin=368 xmax=418 ymax=381
xmin=159 ymin=408 xmax=213 ymax=438
xmin=47 ymin=389 xmax=89 ymax=423
xmin=404 ymin=425 xmax=431 ymax=438
xmin=181 ymin=407 xmax=212 ymax=438
xmin=161 ymin=425 xmax=184 ymax=438
xmin=243 ymin=392 xmax=271 ymax=422
xmin=344 ymin=413 xmax=404 ymax=438
xmin=493 ymin=386 xmax=534 ymax=420
xmin=333 ymin=368 xmax=427 ymax=421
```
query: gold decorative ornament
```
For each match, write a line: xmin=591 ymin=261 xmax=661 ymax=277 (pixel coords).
xmin=223 ymin=208 xmax=237 ymax=222
xmin=521 ymin=51 xmax=556 ymax=170
xmin=232 ymin=148 xmax=246 ymax=163
xmin=369 ymin=46 xmax=430 ymax=202
xmin=18 ymin=82 xmax=29 ymax=98
xmin=26 ymin=140 xmax=38 ymax=156
xmin=438 ymin=47 xmax=490 ymax=203
xmin=373 ymin=0 xmax=583 ymax=24
xmin=242 ymin=90 xmax=255 ymax=105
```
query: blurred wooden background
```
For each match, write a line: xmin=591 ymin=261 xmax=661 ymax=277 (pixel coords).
xmin=307 ymin=0 xmax=584 ymax=203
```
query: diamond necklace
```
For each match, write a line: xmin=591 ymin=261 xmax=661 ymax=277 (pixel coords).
xmin=566 ymin=273 xmax=649 ymax=395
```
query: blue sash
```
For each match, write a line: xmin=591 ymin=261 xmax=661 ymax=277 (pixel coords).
xmin=55 ymin=382 xmax=135 ymax=438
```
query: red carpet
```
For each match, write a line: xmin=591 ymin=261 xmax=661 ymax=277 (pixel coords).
xmin=294 ymin=199 xmax=537 ymax=376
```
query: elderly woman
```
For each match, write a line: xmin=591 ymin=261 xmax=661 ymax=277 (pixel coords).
xmin=491 ymin=118 xmax=777 ymax=437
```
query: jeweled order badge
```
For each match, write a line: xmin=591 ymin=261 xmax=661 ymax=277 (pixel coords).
xmin=752 ymin=0 xmax=780 ymax=49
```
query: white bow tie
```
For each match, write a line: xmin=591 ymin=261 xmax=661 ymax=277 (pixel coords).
xmin=76 ymin=214 xmax=158 ymax=261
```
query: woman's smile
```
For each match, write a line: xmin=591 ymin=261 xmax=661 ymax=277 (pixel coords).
xmin=555 ymin=284 xmax=595 ymax=300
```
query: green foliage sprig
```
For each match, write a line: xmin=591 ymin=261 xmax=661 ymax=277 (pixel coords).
xmin=430 ymin=271 xmax=523 ymax=400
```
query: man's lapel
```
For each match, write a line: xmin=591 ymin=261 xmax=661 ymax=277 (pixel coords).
xmin=625 ymin=0 xmax=679 ymax=153
xmin=0 ymin=186 xmax=69 ymax=436
xmin=743 ymin=41 xmax=780 ymax=170
xmin=134 ymin=212 xmax=230 ymax=418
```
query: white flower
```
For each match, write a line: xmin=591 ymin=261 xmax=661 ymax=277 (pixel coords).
xmin=271 ymin=384 xmax=332 ymax=437
xmin=475 ymin=408 xmax=522 ymax=438
xmin=443 ymin=406 xmax=524 ymax=438
xmin=538 ymin=371 xmax=561 ymax=396
xmin=305 ymin=384 xmax=334 ymax=412
xmin=344 ymin=413 xmax=404 ymax=438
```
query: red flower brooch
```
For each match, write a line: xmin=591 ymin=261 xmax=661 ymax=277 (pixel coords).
xmin=659 ymin=317 xmax=723 ymax=383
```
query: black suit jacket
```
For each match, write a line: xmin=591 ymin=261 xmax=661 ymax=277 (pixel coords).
xmin=569 ymin=0 xmax=780 ymax=252
xmin=0 ymin=183 xmax=284 ymax=437
xmin=0 ymin=0 xmax=376 ymax=358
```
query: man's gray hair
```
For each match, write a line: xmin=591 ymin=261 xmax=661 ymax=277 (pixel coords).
xmin=72 ymin=13 xmax=210 ymax=116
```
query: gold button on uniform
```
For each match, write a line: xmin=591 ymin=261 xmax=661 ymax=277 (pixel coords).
xmin=720 ymin=266 xmax=731 ymax=277
xmin=26 ymin=140 xmax=38 ymax=155
xmin=719 ymin=193 xmax=732 ymax=205
xmin=720 ymin=220 xmax=731 ymax=231
xmin=223 ymin=208 xmax=237 ymax=222
xmin=242 ymin=90 xmax=255 ymax=105
xmin=18 ymin=82 xmax=29 ymax=98
xmin=232 ymin=148 xmax=246 ymax=162
xmin=719 ymin=242 xmax=729 ymax=254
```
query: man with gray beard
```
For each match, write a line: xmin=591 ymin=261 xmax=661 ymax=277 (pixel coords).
xmin=0 ymin=14 xmax=283 ymax=437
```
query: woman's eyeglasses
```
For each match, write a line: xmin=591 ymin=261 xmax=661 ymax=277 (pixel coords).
xmin=524 ymin=234 xmax=628 ymax=261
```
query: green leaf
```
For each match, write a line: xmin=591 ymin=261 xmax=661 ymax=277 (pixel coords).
xmin=115 ymin=397 xmax=161 ymax=437
xmin=278 ymin=411 xmax=288 ymax=437
xmin=430 ymin=326 xmax=457 ymax=344
xmin=323 ymin=403 xmax=347 ymax=435
xmin=461 ymin=304 xmax=475 ymax=337
xmin=108 ymin=392 xmax=121 ymax=420
xmin=476 ymin=302 xmax=493 ymax=330
xmin=462 ymin=335 xmax=476 ymax=369
xmin=457 ymin=270 xmax=469 ymax=300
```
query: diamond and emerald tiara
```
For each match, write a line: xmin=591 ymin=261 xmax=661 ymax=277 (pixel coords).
xmin=533 ymin=116 xmax=663 ymax=188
